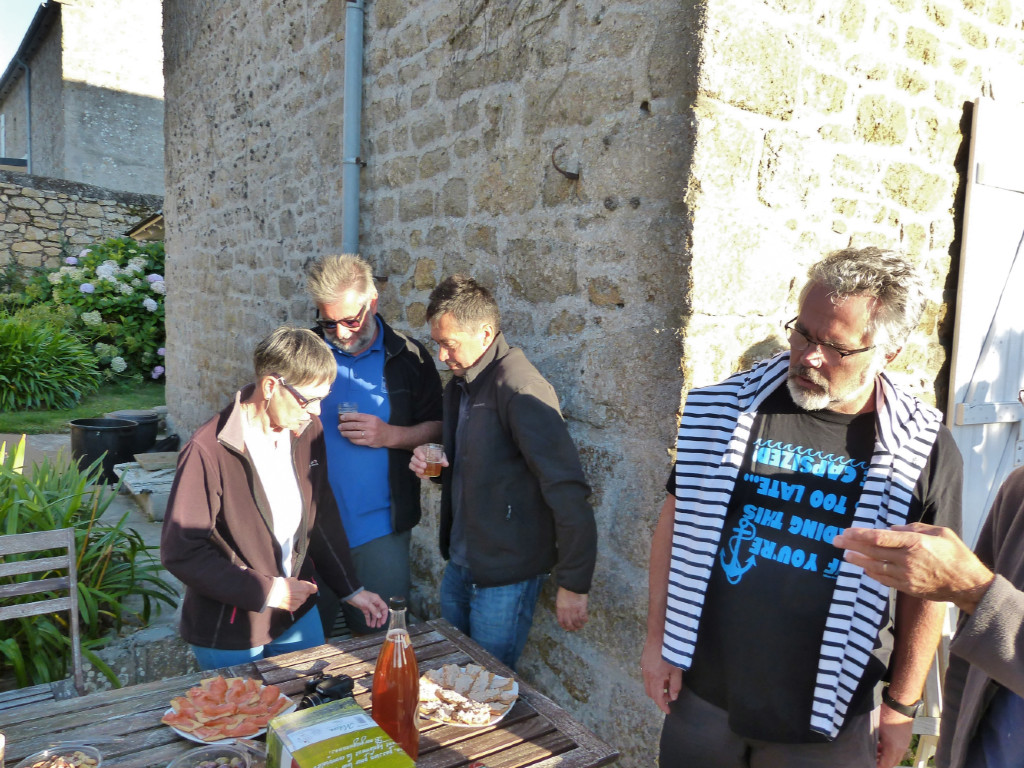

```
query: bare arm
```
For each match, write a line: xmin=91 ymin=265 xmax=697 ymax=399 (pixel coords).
xmin=339 ymin=414 xmax=442 ymax=451
xmin=875 ymin=593 xmax=945 ymax=768
xmin=642 ymin=495 xmax=683 ymax=713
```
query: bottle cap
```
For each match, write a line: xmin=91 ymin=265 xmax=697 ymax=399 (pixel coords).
xmin=388 ymin=596 xmax=408 ymax=610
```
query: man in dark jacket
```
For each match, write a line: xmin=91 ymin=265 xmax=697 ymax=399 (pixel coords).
xmin=307 ymin=254 xmax=442 ymax=634
xmin=410 ymin=275 xmax=597 ymax=669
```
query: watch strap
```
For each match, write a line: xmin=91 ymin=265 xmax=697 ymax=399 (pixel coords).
xmin=882 ymin=686 xmax=922 ymax=718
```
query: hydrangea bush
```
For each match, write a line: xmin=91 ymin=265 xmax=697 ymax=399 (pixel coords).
xmin=26 ymin=238 xmax=166 ymax=381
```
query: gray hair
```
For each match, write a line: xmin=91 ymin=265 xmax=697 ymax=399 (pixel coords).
xmin=800 ymin=247 xmax=926 ymax=355
xmin=426 ymin=274 xmax=501 ymax=332
xmin=253 ymin=326 xmax=337 ymax=386
xmin=305 ymin=253 xmax=376 ymax=305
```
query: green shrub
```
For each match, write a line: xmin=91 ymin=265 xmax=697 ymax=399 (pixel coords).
xmin=0 ymin=448 xmax=178 ymax=688
xmin=0 ymin=313 xmax=102 ymax=412
xmin=25 ymin=237 xmax=166 ymax=382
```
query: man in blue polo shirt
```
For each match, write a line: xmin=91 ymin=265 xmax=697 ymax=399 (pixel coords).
xmin=307 ymin=254 xmax=443 ymax=634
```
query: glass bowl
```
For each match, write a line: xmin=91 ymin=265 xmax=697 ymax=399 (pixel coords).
xmin=13 ymin=743 xmax=102 ymax=768
xmin=165 ymin=744 xmax=250 ymax=768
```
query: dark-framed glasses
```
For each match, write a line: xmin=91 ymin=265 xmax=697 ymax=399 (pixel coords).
xmin=274 ymin=376 xmax=325 ymax=409
xmin=315 ymin=301 xmax=372 ymax=331
xmin=784 ymin=317 xmax=875 ymax=364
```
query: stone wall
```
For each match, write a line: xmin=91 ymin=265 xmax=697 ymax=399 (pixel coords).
xmin=0 ymin=0 xmax=165 ymax=196
xmin=0 ymin=170 xmax=162 ymax=268
xmin=162 ymin=0 xmax=1023 ymax=763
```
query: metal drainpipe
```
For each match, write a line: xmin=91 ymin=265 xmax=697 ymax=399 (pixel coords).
xmin=14 ymin=57 xmax=31 ymax=175
xmin=341 ymin=0 xmax=365 ymax=254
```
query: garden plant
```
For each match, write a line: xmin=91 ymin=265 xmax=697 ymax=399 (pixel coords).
xmin=0 ymin=438 xmax=177 ymax=688
xmin=0 ymin=238 xmax=167 ymax=416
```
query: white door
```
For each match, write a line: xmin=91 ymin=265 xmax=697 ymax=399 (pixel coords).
xmin=947 ymin=97 xmax=1024 ymax=548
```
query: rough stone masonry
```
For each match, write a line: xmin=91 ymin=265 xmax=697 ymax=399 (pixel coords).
xmin=0 ymin=171 xmax=161 ymax=268
xmin=161 ymin=0 xmax=1023 ymax=763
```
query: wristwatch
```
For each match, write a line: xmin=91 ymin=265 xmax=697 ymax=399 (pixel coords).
xmin=882 ymin=686 xmax=923 ymax=718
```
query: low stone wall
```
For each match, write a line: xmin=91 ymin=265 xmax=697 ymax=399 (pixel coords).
xmin=0 ymin=171 xmax=162 ymax=269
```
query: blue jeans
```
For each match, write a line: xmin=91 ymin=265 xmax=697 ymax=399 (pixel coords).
xmin=190 ymin=606 xmax=325 ymax=670
xmin=440 ymin=562 xmax=546 ymax=670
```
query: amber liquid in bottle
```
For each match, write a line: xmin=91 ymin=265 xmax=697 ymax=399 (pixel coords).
xmin=371 ymin=597 xmax=419 ymax=759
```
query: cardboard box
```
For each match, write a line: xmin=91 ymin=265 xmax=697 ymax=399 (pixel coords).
xmin=266 ymin=698 xmax=415 ymax=768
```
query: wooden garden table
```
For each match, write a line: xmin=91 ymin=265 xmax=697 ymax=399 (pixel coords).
xmin=0 ymin=618 xmax=619 ymax=768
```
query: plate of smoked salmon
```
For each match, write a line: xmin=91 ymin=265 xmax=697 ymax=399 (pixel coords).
xmin=161 ymin=675 xmax=296 ymax=743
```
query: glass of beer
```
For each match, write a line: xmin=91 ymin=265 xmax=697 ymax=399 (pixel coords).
xmin=423 ymin=443 xmax=444 ymax=477
xmin=338 ymin=401 xmax=358 ymax=418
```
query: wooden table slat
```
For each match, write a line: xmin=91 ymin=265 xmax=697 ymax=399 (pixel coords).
xmin=0 ymin=618 xmax=618 ymax=768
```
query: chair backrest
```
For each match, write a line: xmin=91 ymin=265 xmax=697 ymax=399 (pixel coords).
xmin=0 ymin=528 xmax=84 ymax=695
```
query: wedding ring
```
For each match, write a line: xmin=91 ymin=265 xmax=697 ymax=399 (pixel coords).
xmin=882 ymin=561 xmax=889 ymax=574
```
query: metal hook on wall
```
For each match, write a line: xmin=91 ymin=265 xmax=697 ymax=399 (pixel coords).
xmin=551 ymin=141 xmax=580 ymax=181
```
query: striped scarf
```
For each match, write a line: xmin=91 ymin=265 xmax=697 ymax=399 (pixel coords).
xmin=664 ymin=351 xmax=941 ymax=738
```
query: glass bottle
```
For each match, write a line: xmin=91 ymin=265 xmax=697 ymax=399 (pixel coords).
xmin=371 ymin=596 xmax=419 ymax=759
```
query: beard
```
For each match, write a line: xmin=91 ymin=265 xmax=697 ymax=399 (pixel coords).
xmin=326 ymin=317 xmax=378 ymax=355
xmin=786 ymin=356 xmax=882 ymax=412
xmin=787 ymin=367 xmax=833 ymax=411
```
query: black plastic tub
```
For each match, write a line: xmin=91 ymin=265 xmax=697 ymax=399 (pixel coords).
xmin=69 ymin=418 xmax=138 ymax=484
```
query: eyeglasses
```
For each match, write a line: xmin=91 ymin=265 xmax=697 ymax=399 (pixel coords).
xmin=315 ymin=301 xmax=372 ymax=331
xmin=274 ymin=376 xmax=325 ymax=409
xmin=784 ymin=318 xmax=875 ymax=364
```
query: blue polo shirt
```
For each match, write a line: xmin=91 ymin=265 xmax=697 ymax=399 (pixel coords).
xmin=321 ymin=317 xmax=392 ymax=548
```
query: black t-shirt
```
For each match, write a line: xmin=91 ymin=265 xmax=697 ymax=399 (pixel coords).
xmin=666 ymin=385 xmax=962 ymax=742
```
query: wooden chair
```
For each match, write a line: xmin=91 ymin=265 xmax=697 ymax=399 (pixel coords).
xmin=912 ymin=603 xmax=956 ymax=767
xmin=0 ymin=528 xmax=85 ymax=709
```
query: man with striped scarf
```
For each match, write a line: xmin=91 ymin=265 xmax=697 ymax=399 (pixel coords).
xmin=643 ymin=248 xmax=963 ymax=768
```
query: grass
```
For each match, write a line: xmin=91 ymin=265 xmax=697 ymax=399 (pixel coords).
xmin=0 ymin=382 xmax=165 ymax=434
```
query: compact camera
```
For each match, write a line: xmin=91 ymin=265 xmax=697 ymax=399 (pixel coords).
xmin=297 ymin=673 xmax=355 ymax=710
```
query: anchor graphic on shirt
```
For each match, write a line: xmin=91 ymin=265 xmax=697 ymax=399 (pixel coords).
xmin=719 ymin=515 xmax=757 ymax=584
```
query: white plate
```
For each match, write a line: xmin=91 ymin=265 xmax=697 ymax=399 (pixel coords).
xmin=419 ymin=697 xmax=517 ymax=728
xmin=163 ymin=697 xmax=296 ymax=744
xmin=418 ymin=673 xmax=519 ymax=728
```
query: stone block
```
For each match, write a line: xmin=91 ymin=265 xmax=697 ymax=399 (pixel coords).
xmin=463 ymin=224 xmax=496 ymax=253
xmin=12 ymin=241 xmax=42 ymax=253
xmin=9 ymin=196 xmax=41 ymax=210
xmin=803 ymin=69 xmax=848 ymax=114
xmin=412 ymin=258 xmax=437 ymax=291
xmin=374 ymin=0 xmax=405 ymax=30
xmin=43 ymin=200 xmax=66 ymax=215
xmin=452 ymin=98 xmax=479 ymax=132
xmin=382 ymin=156 xmax=417 ymax=188
xmin=77 ymin=203 xmax=104 ymax=218
xmin=546 ymin=309 xmax=586 ymax=336
xmin=901 ymin=69 xmax=933 ymax=95
xmin=419 ymin=148 xmax=451 ymax=180
xmin=883 ymin=162 xmax=947 ymax=211
xmin=960 ymin=20 xmax=988 ymax=48
xmin=411 ymin=114 xmax=447 ymax=148
xmin=839 ymin=0 xmax=867 ymax=39
xmin=411 ymin=84 xmax=432 ymax=110
xmin=855 ymin=95 xmax=908 ymax=145
xmin=906 ymin=27 xmax=941 ymax=65
xmin=440 ymin=178 xmax=467 ymax=217
xmin=398 ymin=188 xmax=434 ymax=221
xmin=925 ymin=1 xmax=953 ymax=27
xmin=505 ymin=238 xmax=578 ymax=301
xmin=703 ymin=25 xmax=798 ymax=120
xmin=588 ymin=277 xmax=624 ymax=308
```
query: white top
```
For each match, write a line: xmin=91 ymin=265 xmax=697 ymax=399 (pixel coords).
xmin=243 ymin=417 xmax=302 ymax=579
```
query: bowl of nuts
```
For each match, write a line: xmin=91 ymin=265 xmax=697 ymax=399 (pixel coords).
xmin=164 ymin=744 xmax=250 ymax=768
xmin=13 ymin=743 xmax=101 ymax=768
